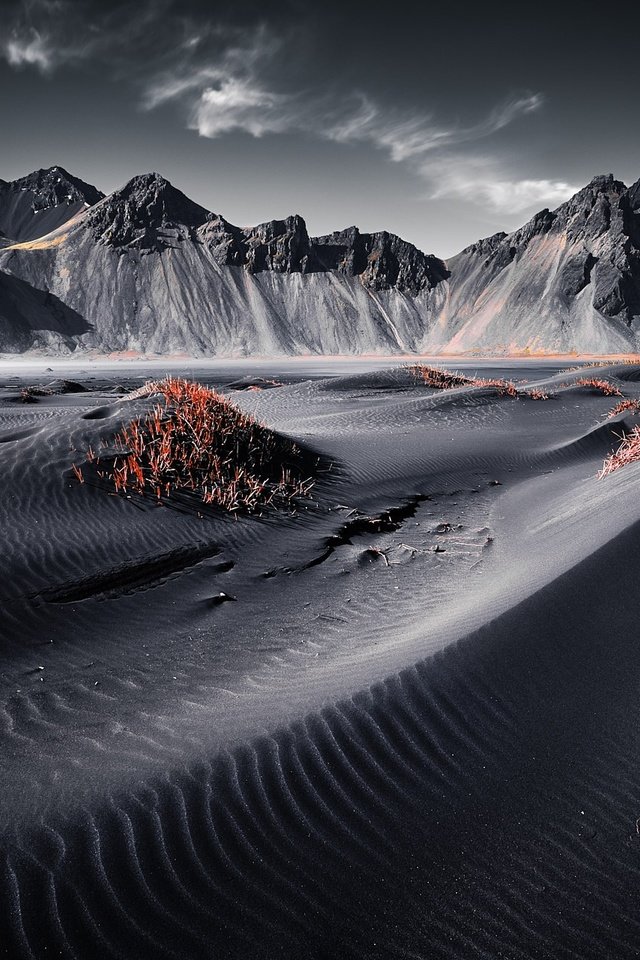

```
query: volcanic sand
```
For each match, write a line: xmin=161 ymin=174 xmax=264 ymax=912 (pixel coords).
xmin=1 ymin=358 xmax=640 ymax=958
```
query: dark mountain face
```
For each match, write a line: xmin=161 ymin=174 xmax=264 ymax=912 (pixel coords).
xmin=88 ymin=173 xmax=211 ymax=250
xmin=312 ymin=226 xmax=450 ymax=294
xmin=84 ymin=176 xmax=448 ymax=295
xmin=434 ymin=173 xmax=640 ymax=353
xmin=0 ymin=166 xmax=104 ymax=244
xmin=200 ymin=217 xmax=448 ymax=292
xmin=200 ymin=214 xmax=312 ymax=273
xmin=4 ymin=166 xmax=640 ymax=355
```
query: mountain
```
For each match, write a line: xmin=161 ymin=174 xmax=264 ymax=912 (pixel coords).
xmin=437 ymin=174 xmax=640 ymax=353
xmin=0 ymin=171 xmax=448 ymax=355
xmin=2 ymin=166 xmax=640 ymax=355
xmin=0 ymin=166 xmax=104 ymax=247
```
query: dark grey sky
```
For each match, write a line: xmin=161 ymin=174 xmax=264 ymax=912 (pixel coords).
xmin=2 ymin=0 xmax=640 ymax=257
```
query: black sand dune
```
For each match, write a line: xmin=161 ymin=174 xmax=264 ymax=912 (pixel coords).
xmin=1 ymin=359 xmax=640 ymax=958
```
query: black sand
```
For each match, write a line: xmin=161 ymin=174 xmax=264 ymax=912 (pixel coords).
xmin=0 ymin=358 xmax=639 ymax=959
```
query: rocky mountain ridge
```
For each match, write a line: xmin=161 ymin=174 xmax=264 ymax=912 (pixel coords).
xmin=0 ymin=166 xmax=104 ymax=245
xmin=2 ymin=165 xmax=640 ymax=354
xmin=84 ymin=172 xmax=446 ymax=295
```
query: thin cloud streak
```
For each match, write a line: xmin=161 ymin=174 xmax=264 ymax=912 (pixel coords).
xmin=423 ymin=157 xmax=579 ymax=213
xmin=1 ymin=0 xmax=578 ymax=221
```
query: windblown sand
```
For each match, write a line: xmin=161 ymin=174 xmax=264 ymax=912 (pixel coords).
xmin=1 ymin=357 xmax=640 ymax=959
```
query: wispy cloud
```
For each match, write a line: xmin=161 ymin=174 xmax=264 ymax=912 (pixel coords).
xmin=422 ymin=156 xmax=579 ymax=213
xmin=434 ymin=175 xmax=580 ymax=214
xmin=324 ymin=93 xmax=543 ymax=162
xmin=180 ymin=76 xmax=575 ymax=214
xmin=1 ymin=0 xmax=578 ymax=220
xmin=5 ymin=27 xmax=54 ymax=71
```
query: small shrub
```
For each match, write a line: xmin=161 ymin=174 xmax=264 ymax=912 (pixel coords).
xmin=77 ymin=377 xmax=315 ymax=512
xmin=523 ymin=388 xmax=551 ymax=400
xmin=574 ymin=377 xmax=623 ymax=397
xmin=471 ymin=377 xmax=518 ymax=397
xmin=599 ymin=426 xmax=640 ymax=477
xmin=607 ymin=399 xmax=640 ymax=418
xmin=408 ymin=365 xmax=517 ymax=397
xmin=407 ymin=365 xmax=472 ymax=389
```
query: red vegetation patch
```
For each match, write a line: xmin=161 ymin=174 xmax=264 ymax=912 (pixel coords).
xmin=407 ymin=365 xmax=471 ymax=389
xmin=607 ymin=399 xmax=640 ymax=418
xmin=574 ymin=377 xmax=623 ymax=397
xmin=408 ymin=365 xmax=518 ymax=397
xmin=562 ymin=358 xmax=640 ymax=373
xmin=472 ymin=377 xmax=518 ymax=397
xmin=74 ymin=377 xmax=315 ymax=512
xmin=599 ymin=426 xmax=640 ymax=478
xmin=523 ymin=388 xmax=551 ymax=400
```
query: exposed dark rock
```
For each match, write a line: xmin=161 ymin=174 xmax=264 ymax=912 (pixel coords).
xmin=88 ymin=173 xmax=211 ymax=251
xmin=0 ymin=165 xmax=104 ymax=243
xmin=312 ymin=226 xmax=449 ymax=293
xmin=244 ymin=215 xmax=311 ymax=273
xmin=1 ymin=166 xmax=103 ymax=211
xmin=197 ymin=215 xmax=247 ymax=266
xmin=6 ymin=165 xmax=640 ymax=354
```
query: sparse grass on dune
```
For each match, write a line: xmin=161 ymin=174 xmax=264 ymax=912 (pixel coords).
xmin=574 ymin=377 xmax=623 ymax=397
xmin=407 ymin=365 xmax=472 ymax=389
xmin=599 ymin=426 xmax=640 ymax=477
xmin=607 ymin=399 xmax=640 ymax=418
xmin=522 ymin=388 xmax=552 ymax=400
xmin=472 ymin=377 xmax=518 ymax=397
xmin=408 ymin=364 xmax=518 ymax=398
xmin=74 ymin=377 xmax=315 ymax=512
xmin=562 ymin=357 xmax=640 ymax=373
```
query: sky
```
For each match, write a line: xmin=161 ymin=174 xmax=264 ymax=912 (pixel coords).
xmin=2 ymin=0 xmax=640 ymax=258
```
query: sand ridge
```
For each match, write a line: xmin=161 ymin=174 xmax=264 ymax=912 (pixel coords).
xmin=0 ymin=359 xmax=640 ymax=957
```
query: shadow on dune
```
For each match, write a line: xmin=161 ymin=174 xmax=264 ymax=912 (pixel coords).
xmin=0 ymin=270 xmax=92 ymax=350
xmin=3 ymin=517 xmax=640 ymax=959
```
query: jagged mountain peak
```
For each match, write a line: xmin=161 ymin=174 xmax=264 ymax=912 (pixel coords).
xmin=0 ymin=165 xmax=104 ymax=243
xmin=1 ymin=166 xmax=104 ymax=208
xmin=88 ymin=172 xmax=212 ymax=250
xmin=581 ymin=173 xmax=626 ymax=193
xmin=313 ymin=224 xmax=448 ymax=294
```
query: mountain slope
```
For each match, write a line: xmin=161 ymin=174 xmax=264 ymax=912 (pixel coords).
xmin=0 ymin=166 xmax=104 ymax=246
xmin=2 ymin=167 xmax=640 ymax=355
xmin=0 ymin=172 xmax=449 ymax=354
xmin=438 ymin=175 xmax=640 ymax=353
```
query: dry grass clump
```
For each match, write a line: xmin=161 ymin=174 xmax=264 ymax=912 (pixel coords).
xmin=574 ymin=377 xmax=623 ymax=397
xmin=408 ymin=364 xmax=518 ymax=397
xmin=523 ymin=388 xmax=551 ymax=400
xmin=407 ymin=365 xmax=472 ymax=389
xmin=75 ymin=377 xmax=315 ymax=512
xmin=599 ymin=426 xmax=640 ymax=477
xmin=563 ymin=358 xmax=640 ymax=372
xmin=607 ymin=398 xmax=640 ymax=418
xmin=472 ymin=377 xmax=518 ymax=397
xmin=19 ymin=385 xmax=53 ymax=403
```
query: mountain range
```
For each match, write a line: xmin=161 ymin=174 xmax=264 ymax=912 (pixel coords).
xmin=1 ymin=165 xmax=640 ymax=355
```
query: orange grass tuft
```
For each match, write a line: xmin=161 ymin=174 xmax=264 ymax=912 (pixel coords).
xmin=408 ymin=364 xmax=517 ymax=397
xmin=523 ymin=388 xmax=551 ymax=400
xmin=599 ymin=426 xmax=640 ymax=477
xmin=574 ymin=377 xmax=623 ymax=397
xmin=607 ymin=399 xmax=640 ymax=418
xmin=407 ymin=365 xmax=472 ymax=389
xmin=79 ymin=377 xmax=315 ymax=512
xmin=471 ymin=377 xmax=518 ymax=397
